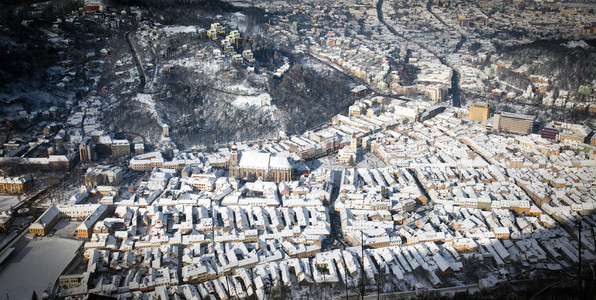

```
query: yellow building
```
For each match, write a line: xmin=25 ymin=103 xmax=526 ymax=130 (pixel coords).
xmin=0 ymin=176 xmax=33 ymax=194
xmin=558 ymin=123 xmax=592 ymax=144
xmin=348 ymin=103 xmax=363 ymax=116
xmin=337 ymin=146 xmax=356 ymax=164
xmin=468 ymin=103 xmax=490 ymax=122
xmin=493 ymin=227 xmax=510 ymax=239
xmin=59 ymin=273 xmax=88 ymax=288
xmin=84 ymin=166 xmax=124 ymax=187
xmin=29 ymin=206 xmax=60 ymax=236
xmin=76 ymin=205 xmax=108 ymax=239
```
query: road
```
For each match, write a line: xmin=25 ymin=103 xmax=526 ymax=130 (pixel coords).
xmin=326 ymin=171 xmax=348 ymax=250
xmin=145 ymin=40 xmax=160 ymax=93
xmin=337 ymin=283 xmax=479 ymax=300
xmin=377 ymin=0 xmax=462 ymax=107
xmin=125 ymin=30 xmax=146 ymax=92
xmin=424 ymin=0 xmax=466 ymax=107
xmin=0 ymin=158 xmax=84 ymax=255
xmin=0 ymin=187 xmax=53 ymax=254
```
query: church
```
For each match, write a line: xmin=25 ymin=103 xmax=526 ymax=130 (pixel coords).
xmin=228 ymin=146 xmax=292 ymax=183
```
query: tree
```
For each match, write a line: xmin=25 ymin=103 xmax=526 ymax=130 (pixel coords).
xmin=348 ymin=155 xmax=356 ymax=167
xmin=31 ymin=291 xmax=39 ymax=300
xmin=469 ymin=42 xmax=482 ymax=54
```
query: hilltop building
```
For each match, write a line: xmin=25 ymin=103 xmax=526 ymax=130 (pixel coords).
xmin=84 ymin=0 xmax=104 ymax=12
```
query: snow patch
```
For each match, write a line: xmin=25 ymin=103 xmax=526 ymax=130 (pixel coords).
xmin=564 ymin=40 xmax=590 ymax=49
xmin=133 ymin=93 xmax=176 ymax=151
xmin=159 ymin=25 xmax=205 ymax=35
xmin=0 ymin=195 xmax=20 ymax=211
xmin=232 ymin=94 xmax=262 ymax=107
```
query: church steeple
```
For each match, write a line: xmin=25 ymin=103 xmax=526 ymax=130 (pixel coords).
xmin=229 ymin=143 xmax=239 ymax=167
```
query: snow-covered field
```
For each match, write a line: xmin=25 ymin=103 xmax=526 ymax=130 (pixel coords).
xmin=0 ymin=237 xmax=82 ymax=299
xmin=134 ymin=93 xmax=177 ymax=151
xmin=232 ymin=94 xmax=264 ymax=107
xmin=0 ymin=195 xmax=20 ymax=211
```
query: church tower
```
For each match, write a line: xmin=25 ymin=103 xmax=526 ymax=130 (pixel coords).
xmin=229 ymin=144 xmax=240 ymax=178
xmin=230 ymin=144 xmax=239 ymax=166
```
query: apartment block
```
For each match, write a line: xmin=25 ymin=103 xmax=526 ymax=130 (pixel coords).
xmin=493 ymin=112 xmax=535 ymax=135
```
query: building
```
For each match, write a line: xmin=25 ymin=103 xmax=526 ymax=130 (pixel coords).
xmin=29 ymin=204 xmax=108 ymax=237
xmin=351 ymin=85 xmax=367 ymax=98
xmin=59 ymin=273 xmax=89 ymax=288
xmin=493 ymin=112 xmax=535 ymax=135
xmin=163 ymin=125 xmax=170 ymax=138
xmin=228 ymin=147 xmax=292 ymax=183
xmin=76 ymin=205 xmax=108 ymax=239
xmin=349 ymin=103 xmax=364 ymax=117
xmin=134 ymin=143 xmax=145 ymax=155
xmin=84 ymin=166 xmax=125 ymax=187
xmin=29 ymin=206 xmax=60 ymax=236
xmin=0 ymin=210 xmax=13 ymax=230
xmin=242 ymin=50 xmax=255 ymax=63
xmin=129 ymin=152 xmax=165 ymax=171
xmin=84 ymin=0 xmax=104 ymax=12
xmin=540 ymin=123 xmax=559 ymax=141
xmin=557 ymin=123 xmax=592 ymax=144
xmin=425 ymin=86 xmax=448 ymax=102
xmin=79 ymin=138 xmax=94 ymax=163
xmin=338 ymin=146 xmax=356 ymax=164
xmin=581 ymin=24 xmax=596 ymax=35
xmin=260 ymin=94 xmax=272 ymax=107
xmin=111 ymin=139 xmax=131 ymax=157
xmin=540 ymin=122 xmax=592 ymax=143
xmin=469 ymin=103 xmax=490 ymax=122
xmin=0 ymin=176 xmax=33 ymax=194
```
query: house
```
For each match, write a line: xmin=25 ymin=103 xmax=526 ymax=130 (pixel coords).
xmin=84 ymin=0 xmax=104 ymax=12
xmin=29 ymin=206 xmax=60 ymax=236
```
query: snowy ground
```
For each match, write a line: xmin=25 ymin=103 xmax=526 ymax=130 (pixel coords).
xmin=52 ymin=218 xmax=83 ymax=239
xmin=232 ymin=94 xmax=263 ymax=107
xmin=307 ymin=155 xmax=347 ymax=171
xmin=0 ymin=237 xmax=82 ymax=299
xmin=0 ymin=195 xmax=20 ymax=211
xmin=356 ymin=151 xmax=387 ymax=169
xmin=159 ymin=25 xmax=204 ymax=36
xmin=133 ymin=93 xmax=176 ymax=151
